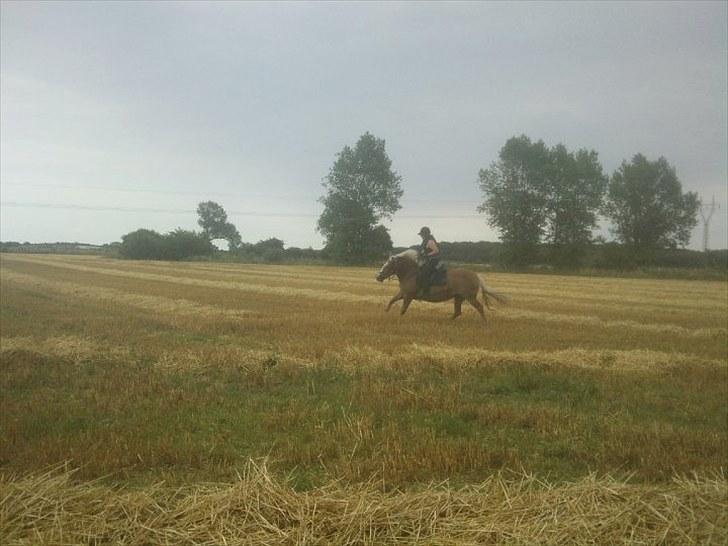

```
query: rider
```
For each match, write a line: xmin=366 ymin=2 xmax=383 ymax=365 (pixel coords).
xmin=417 ymin=226 xmax=440 ymax=296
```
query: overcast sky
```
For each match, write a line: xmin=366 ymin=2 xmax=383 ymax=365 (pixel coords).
xmin=1 ymin=1 xmax=726 ymax=250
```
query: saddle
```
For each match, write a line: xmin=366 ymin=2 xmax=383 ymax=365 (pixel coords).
xmin=417 ymin=261 xmax=448 ymax=292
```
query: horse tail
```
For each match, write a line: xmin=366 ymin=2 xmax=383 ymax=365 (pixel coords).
xmin=478 ymin=276 xmax=509 ymax=309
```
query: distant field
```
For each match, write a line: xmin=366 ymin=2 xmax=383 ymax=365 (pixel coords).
xmin=1 ymin=253 xmax=726 ymax=544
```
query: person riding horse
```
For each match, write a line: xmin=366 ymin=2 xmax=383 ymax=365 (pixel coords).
xmin=417 ymin=226 xmax=440 ymax=297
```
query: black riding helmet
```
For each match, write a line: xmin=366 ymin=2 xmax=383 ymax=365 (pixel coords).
xmin=418 ymin=226 xmax=431 ymax=238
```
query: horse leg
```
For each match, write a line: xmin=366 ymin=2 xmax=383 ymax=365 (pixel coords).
xmin=400 ymin=296 xmax=413 ymax=316
xmin=451 ymin=295 xmax=463 ymax=319
xmin=386 ymin=292 xmax=403 ymax=312
xmin=466 ymin=296 xmax=487 ymax=322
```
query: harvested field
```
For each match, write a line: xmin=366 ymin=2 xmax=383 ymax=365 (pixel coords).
xmin=1 ymin=253 xmax=726 ymax=544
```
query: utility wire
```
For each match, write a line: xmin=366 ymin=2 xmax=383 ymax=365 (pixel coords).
xmin=0 ymin=201 xmax=483 ymax=219
xmin=1 ymin=182 xmax=478 ymax=204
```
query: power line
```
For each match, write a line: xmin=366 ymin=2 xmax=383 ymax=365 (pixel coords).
xmin=0 ymin=201 xmax=484 ymax=220
xmin=0 ymin=202 xmax=312 ymax=217
xmin=1 ymin=183 xmax=309 ymax=200
xmin=1 ymin=182 xmax=479 ymax=205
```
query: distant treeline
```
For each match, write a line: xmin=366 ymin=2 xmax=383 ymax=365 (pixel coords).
xmin=3 ymin=238 xmax=726 ymax=274
xmin=0 ymin=241 xmax=109 ymax=254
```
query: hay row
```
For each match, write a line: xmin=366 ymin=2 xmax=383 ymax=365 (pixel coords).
xmin=322 ymin=344 xmax=726 ymax=373
xmin=0 ymin=270 xmax=250 ymax=321
xmin=1 ymin=461 xmax=725 ymax=545
xmin=500 ymin=308 xmax=725 ymax=338
xmin=0 ymin=336 xmax=130 ymax=364
xmin=4 ymin=333 xmax=719 ymax=374
xmin=149 ymin=342 xmax=725 ymax=374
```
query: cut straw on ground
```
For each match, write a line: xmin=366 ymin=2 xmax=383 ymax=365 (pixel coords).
xmin=1 ymin=461 xmax=725 ymax=545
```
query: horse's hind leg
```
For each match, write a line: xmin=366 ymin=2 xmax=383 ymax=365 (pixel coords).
xmin=451 ymin=296 xmax=463 ymax=319
xmin=466 ymin=296 xmax=487 ymax=322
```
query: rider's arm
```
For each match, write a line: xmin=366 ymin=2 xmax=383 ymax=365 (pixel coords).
xmin=426 ymin=240 xmax=439 ymax=256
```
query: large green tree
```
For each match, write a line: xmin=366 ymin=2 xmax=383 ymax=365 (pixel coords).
xmin=318 ymin=133 xmax=402 ymax=263
xmin=544 ymin=145 xmax=607 ymax=246
xmin=543 ymin=145 xmax=607 ymax=264
xmin=478 ymin=136 xmax=607 ymax=265
xmin=604 ymin=155 xmax=699 ymax=249
xmin=477 ymin=136 xmax=550 ymax=263
xmin=196 ymin=201 xmax=242 ymax=250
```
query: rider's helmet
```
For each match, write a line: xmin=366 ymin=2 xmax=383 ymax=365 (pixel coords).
xmin=418 ymin=226 xmax=431 ymax=238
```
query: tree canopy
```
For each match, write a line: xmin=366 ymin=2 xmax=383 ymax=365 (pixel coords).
xmin=604 ymin=154 xmax=700 ymax=249
xmin=196 ymin=201 xmax=242 ymax=249
xmin=318 ymin=133 xmax=402 ymax=263
xmin=544 ymin=145 xmax=607 ymax=247
xmin=478 ymin=135 xmax=608 ymax=264
xmin=477 ymin=136 xmax=550 ymax=257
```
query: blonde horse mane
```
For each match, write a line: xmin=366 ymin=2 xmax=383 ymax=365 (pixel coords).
xmin=394 ymin=249 xmax=418 ymax=263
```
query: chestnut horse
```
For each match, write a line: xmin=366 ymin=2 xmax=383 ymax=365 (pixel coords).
xmin=375 ymin=249 xmax=507 ymax=322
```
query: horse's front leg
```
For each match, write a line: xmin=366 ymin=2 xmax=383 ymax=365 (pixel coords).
xmin=451 ymin=295 xmax=463 ymax=319
xmin=400 ymin=296 xmax=413 ymax=316
xmin=386 ymin=292 xmax=403 ymax=312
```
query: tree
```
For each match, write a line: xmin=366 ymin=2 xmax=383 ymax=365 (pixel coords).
xmin=477 ymin=135 xmax=550 ymax=264
xmin=318 ymin=133 xmax=402 ymax=263
xmin=364 ymin=225 xmax=394 ymax=260
xmin=162 ymin=229 xmax=215 ymax=260
xmin=196 ymin=201 xmax=242 ymax=250
xmin=543 ymin=145 xmax=607 ymax=265
xmin=478 ymin=136 xmax=607 ymax=266
xmin=253 ymin=238 xmax=285 ymax=262
xmin=604 ymin=155 xmax=700 ymax=249
xmin=544 ymin=145 xmax=607 ymax=245
xmin=119 ymin=228 xmax=213 ymax=260
xmin=119 ymin=229 xmax=166 ymax=259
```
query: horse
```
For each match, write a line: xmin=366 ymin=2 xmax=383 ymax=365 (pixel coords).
xmin=375 ymin=249 xmax=508 ymax=322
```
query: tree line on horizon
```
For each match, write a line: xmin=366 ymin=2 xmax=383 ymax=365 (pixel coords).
xmin=113 ymin=132 xmax=704 ymax=268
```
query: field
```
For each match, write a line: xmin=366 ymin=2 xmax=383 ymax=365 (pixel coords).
xmin=1 ymin=253 xmax=726 ymax=544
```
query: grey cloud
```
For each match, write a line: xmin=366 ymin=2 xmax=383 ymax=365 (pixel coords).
xmin=1 ymin=1 xmax=726 ymax=248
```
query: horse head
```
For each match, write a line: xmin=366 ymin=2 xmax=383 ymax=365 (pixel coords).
xmin=376 ymin=255 xmax=396 ymax=282
xmin=376 ymin=249 xmax=418 ymax=282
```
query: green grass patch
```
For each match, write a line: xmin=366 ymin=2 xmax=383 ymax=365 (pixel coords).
xmin=2 ymin=348 xmax=725 ymax=489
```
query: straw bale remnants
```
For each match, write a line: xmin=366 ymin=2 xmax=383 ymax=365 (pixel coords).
xmin=1 ymin=461 xmax=725 ymax=545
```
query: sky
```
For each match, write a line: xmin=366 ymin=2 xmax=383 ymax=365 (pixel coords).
xmin=1 ymin=1 xmax=726 ymax=250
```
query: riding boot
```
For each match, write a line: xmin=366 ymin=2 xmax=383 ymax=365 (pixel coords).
xmin=418 ymin=278 xmax=431 ymax=298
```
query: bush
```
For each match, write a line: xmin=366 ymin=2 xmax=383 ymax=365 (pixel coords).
xmin=119 ymin=229 xmax=166 ymax=260
xmin=119 ymin=229 xmax=213 ymax=261
xmin=161 ymin=229 xmax=215 ymax=261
